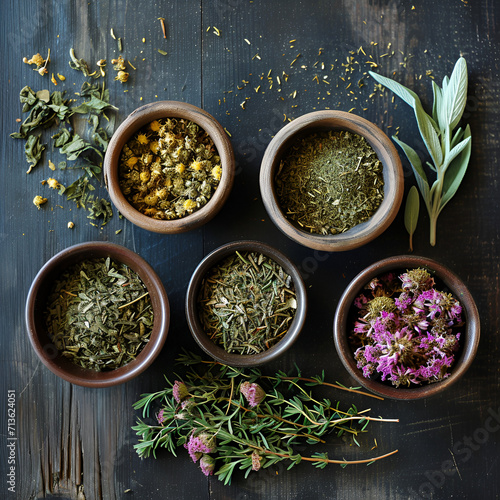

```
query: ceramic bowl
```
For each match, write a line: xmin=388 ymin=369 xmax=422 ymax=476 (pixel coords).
xmin=185 ymin=240 xmax=307 ymax=367
xmin=104 ymin=101 xmax=235 ymax=234
xmin=333 ymin=255 xmax=480 ymax=400
xmin=259 ymin=110 xmax=404 ymax=251
xmin=25 ymin=242 xmax=170 ymax=387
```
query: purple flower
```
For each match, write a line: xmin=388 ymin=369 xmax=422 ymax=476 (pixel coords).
xmin=199 ymin=454 xmax=215 ymax=476
xmin=240 ymin=382 xmax=266 ymax=407
xmin=157 ymin=409 xmax=166 ymax=425
xmin=350 ymin=268 xmax=462 ymax=387
xmin=184 ymin=432 xmax=217 ymax=463
xmin=172 ymin=380 xmax=189 ymax=403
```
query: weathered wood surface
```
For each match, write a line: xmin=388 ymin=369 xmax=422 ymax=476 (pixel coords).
xmin=1 ymin=0 xmax=499 ymax=499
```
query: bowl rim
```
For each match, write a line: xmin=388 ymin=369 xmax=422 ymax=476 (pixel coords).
xmin=259 ymin=110 xmax=404 ymax=251
xmin=25 ymin=241 xmax=170 ymax=387
xmin=104 ymin=100 xmax=235 ymax=234
xmin=185 ymin=240 xmax=308 ymax=367
xmin=333 ymin=255 xmax=480 ymax=400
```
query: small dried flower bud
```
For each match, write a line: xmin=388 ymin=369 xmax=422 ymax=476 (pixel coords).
xmin=199 ymin=455 xmax=215 ymax=476
xmin=211 ymin=165 xmax=222 ymax=181
xmin=29 ymin=53 xmax=45 ymax=67
xmin=23 ymin=56 xmax=29 ymax=64
xmin=157 ymin=408 xmax=166 ymax=425
xmin=240 ymin=381 xmax=266 ymax=407
xmin=139 ymin=171 xmax=150 ymax=183
xmin=137 ymin=133 xmax=149 ymax=145
xmin=149 ymin=120 xmax=161 ymax=132
xmin=172 ymin=380 xmax=189 ymax=403
xmin=46 ymin=178 xmax=60 ymax=189
xmin=183 ymin=199 xmax=197 ymax=212
xmin=144 ymin=194 xmax=158 ymax=206
xmin=38 ymin=67 xmax=48 ymax=76
xmin=126 ymin=156 xmax=139 ymax=168
xmin=33 ymin=195 xmax=48 ymax=209
xmin=175 ymin=163 xmax=186 ymax=174
xmin=97 ymin=59 xmax=106 ymax=67
xmin=115 ymin=70 xmax=129 ymax=83
xmin=251 ymin=451 xmax=262 ymax=471
xmin=150 ymin=141 xmax=159 ymax=154
xmin=67 ymin=221 xmax=75 ymax=229
xmin=111 ymin=56 xmax=126 ymax=70
xmin=57 ymin=73 xmax=66 ymax=81
xmin=190 ymin=161 xmax=203 ymax=171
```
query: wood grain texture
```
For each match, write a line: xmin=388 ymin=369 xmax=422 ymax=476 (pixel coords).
xmin=1 ymin=0 xmax=499 ymax=499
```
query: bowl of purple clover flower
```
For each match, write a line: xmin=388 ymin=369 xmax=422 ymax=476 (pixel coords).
xmin=333 ymin=255 xmax=480 ymax=400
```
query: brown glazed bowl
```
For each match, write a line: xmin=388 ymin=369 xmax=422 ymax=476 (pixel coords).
xmin=185 ymin=240 xmax=307 ymax=367
xmin=104 ymin=101 xmax=235 ymax=234
xmin=26 ymin=242 xmax=170 ymax=387
xmin=259 ymin=110 xmax=404 ymax=251
xmin=333 ymin=255 xmax=480 ymax=400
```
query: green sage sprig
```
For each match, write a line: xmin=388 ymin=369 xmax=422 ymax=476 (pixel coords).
xmin=132 ymin=351 xmax=398 ymax=485
xmin=369 ymin=57 xmax=472 ymax=246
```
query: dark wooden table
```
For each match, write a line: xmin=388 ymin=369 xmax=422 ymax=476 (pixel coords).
xmin=1 ymin=1 xmax=499 ymax=499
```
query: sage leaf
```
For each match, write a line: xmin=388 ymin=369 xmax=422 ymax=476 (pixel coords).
xmin=431 ymin=80 xmax=443 ymax=126
xmin=443 ymin=57 xmax=468 ymax=131
xmin=368 ymin=71 xmax=419 ymax=109
xmin=414 ymin=104 xmax=443 ymax=167
xmin=440 ymin=124 xmax=472 ymax=211
xmin=404 ymin=186 xmax=420 ymax=252
xmin=392 ymin=136 xmax=431 ymax=211
xmin=444 ymin=135 xmax=471 ymax=173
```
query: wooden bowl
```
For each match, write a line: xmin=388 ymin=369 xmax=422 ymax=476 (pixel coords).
xmin=333 ymin=255 xmax=480 ymax=400
xmin=259 ymin=110 xmax=404 ymax=251
xmin=185 ymin=240 xmax=307 ymax=367
xmin=104 ymin=101 xmax=235 ymax=234
xmin=25 ymin=242 xmax=170 ymax=387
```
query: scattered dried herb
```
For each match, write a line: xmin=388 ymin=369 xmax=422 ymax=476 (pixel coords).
xmin=69 ymin=48 xmax=94 ymax=77
xmin=198 ymin=251 xmax=297 ymax=354
xmin=45 ymin=257 xmax=153 ymax=371
xmin=369 ymin=57 xmax=471 ymax=246
xmin=132 ymin=351 xmax=398 ymax=484
xmin=275 ymin=130 xmax=384 ymax=234
xmin=119 ymin=118 xmax=221 ymax=219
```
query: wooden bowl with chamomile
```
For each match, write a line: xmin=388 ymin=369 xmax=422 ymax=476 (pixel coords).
xmin=104 ymin=101 xmax=235 ymax=234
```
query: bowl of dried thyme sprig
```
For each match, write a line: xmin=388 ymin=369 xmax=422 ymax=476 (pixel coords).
xmin=104 ymin=101 xmax=235 ymax=234
xmin=25 ymin=242 xmax=170 ymax=387
xmin=185 ymin=240 xmax=307 ymax=367
xmin=260 ymin=110 xmax=404 ymax=251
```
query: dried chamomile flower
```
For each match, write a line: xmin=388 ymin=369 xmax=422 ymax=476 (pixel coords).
xmin=118 ymin=118 xmax=221 ymax=220
xmin=111 ymin=56 xmax=126 ymax=71
xmin=115 ymin=70 xmax=129 ymax=83
xmin=67 ymin=221 xmax=75 ymax=229
xmin=46 ymin=178 xmax=60 ymax=189
xmin=33 ymin=195 xmax=48 ymax=209
xmin=24 ymin=49 xmax=51 ymax=76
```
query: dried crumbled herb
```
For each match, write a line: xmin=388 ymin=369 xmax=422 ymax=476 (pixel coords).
xmin=275 ymin=130 xmax=384 ymax=235
xmin=119 ymin=118 xmax=222 ymax=219
xmin=197 ymin=251 xmax=297 ymax=354
xmin=45 ymin=257 xmax=153 ymax=371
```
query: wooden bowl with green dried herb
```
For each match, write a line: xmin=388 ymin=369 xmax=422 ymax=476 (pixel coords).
xmin=260 ymin=110 xmax=404 ymax=251
xmin=185 ymin=240 xmax=307 ymax=367
xmin=26 ymin=242 xmax=170 ymax=387
xmin=104 ymin=101 xmax=235 ymax=234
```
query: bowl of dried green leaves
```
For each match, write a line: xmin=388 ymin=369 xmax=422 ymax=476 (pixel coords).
xmin=260 ymin=110 xmax=404 ymax=251
xmin=104 ymin=101 xmax=235 ymax=234
xmin=185 ymin=240 xmax=307 ymax=367
xmin=25 ymin=241 xmax=170 ymax=387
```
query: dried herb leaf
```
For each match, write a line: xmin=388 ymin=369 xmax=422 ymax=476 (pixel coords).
xmin=404 ymin=186 xmax=420 ymax=251
xmin=24 ymin=135 xmax=46 ymax=173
